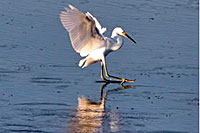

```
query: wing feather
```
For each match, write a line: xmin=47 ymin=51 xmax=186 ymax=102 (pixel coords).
xmin=60 ymin=5 xmax=105 ymax=56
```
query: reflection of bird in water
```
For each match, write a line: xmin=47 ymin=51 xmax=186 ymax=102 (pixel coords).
xmin=60 ymin=5 xmax=136 ymax=85
xmin=68 ymin=83 xmax=133 ymax=133
xmin=69 ymin=90 xmax=107 ymax=133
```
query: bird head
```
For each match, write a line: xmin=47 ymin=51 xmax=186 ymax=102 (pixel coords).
xmin=111 ymin=27 xmax=136 ymax=44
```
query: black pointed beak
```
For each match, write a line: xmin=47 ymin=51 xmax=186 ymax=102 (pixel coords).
xmin=122 ymin=32 xmax=136 ymax=44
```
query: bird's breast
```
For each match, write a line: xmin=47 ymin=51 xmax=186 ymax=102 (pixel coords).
xmin=88 ymin=47 xmax=106 ymax=60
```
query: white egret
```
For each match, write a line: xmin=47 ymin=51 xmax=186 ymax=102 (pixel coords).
xmin=60 ymin=5 xmax=136 ymax=84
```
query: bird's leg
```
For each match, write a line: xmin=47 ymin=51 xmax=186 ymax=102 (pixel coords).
xmin=100 ymin=62 xmax=110 ymax=82
xmin=103 ymin=61 xmax=135 ymax=85
xmin=100 ymin=83 xmax=109 ymax=100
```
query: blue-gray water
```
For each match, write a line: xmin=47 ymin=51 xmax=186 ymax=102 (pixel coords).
xmin=0 ymin=0 xmax=198 ymax=133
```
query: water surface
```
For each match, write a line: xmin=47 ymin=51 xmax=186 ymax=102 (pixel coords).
xmin=0 ymin=0 xmax=198 ymax=132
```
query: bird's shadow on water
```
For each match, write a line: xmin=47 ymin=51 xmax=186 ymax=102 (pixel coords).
xmin=68 ymin=82 xmax=134 ymax=133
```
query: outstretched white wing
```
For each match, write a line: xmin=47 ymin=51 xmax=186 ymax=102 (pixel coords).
xmin=86 ymin=12 xmax=107 ymax=35
xmin=60 ymin=5 xmax=106 ymax=57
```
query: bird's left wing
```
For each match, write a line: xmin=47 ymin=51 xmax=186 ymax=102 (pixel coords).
xmin=86 ymin=12 xmax=107 ymax=35
xmin=60 ymin=5 xmax=106 ymax=57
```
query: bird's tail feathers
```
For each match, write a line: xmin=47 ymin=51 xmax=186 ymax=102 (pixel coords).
xmin=78 ymin=58 xmax=86 ymax=68
xmin=79 ymin=57 xmax=97 ymax=68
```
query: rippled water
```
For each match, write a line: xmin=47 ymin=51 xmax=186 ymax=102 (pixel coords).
xmin=0 ymin=0 xmax=198 ymax=133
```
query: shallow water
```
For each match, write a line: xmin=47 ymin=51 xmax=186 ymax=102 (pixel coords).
xmin=0 ymin=0 xmax=198 ymax=132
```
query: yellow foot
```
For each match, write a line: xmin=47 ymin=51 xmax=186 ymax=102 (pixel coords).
xmin=120 ymin=78 xmax=136 ymax=85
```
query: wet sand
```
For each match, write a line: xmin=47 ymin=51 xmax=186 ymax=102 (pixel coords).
xmin=0 ymin=0 xmax=198 ymax=132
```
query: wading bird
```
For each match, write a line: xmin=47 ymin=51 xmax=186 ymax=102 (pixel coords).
xmin=60 ymin=5 xmax=136 ymax=84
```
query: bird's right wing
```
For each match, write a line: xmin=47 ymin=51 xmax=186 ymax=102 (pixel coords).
xmin=60 ymin=5 xmax=106 ymax=57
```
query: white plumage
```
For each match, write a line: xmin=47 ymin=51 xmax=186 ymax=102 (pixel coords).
xmin=60 ymin=5 xmax=136 ymax=84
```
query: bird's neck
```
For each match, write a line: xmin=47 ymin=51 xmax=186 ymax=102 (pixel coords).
xmin=111 ymin=36 xmax=123 ymax=51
